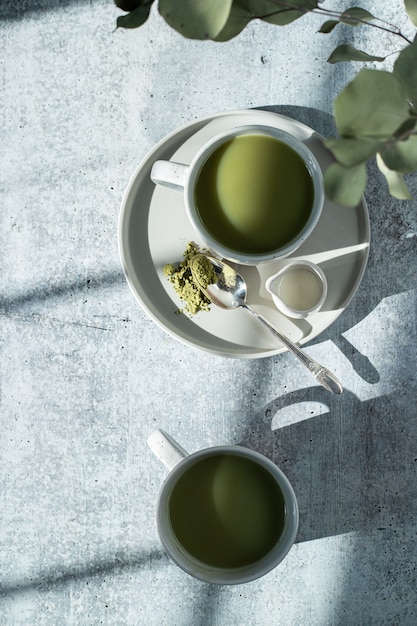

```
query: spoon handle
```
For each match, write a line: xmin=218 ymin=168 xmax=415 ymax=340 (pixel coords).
xmin=242 ymin=304 xmax=343 ymax=394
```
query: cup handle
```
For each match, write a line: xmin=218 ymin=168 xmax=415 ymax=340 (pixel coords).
xmin=150 ymin=160 xmax=189 ymax=192
xmin=147 ymin=429 xmax=189 ymax=471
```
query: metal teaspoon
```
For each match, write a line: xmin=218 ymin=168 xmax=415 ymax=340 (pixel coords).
xmin=190 ymin=254 xmax=343 ymax=394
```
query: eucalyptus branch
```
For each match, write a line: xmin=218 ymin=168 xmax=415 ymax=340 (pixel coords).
xmin=259 ymin=1 xmax=413 ymax=44
xmin=394 ymin=127 xmax=417 ymax=143
xmin=114 ymin=0 xmax=417 ymax=204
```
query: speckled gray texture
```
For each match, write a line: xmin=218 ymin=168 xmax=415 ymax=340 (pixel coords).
xmin=1 ymin=1 xmax=417 ymax=624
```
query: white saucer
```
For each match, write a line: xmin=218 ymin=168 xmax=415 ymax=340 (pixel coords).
xmin=118 ymin=109 xmax=370 ymax=359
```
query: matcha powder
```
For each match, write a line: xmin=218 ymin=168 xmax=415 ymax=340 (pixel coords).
xmin=163 ymin=242 xmax=217 ymax=316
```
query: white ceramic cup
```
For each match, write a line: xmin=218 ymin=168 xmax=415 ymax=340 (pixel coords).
xmin=150 ymin=124 xmax=324 ymax=265
xmin=148 ymin=429 xmax=299 ymax=585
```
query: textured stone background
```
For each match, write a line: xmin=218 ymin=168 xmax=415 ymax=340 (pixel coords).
xmin=1 ymin=1 xmax=417 ymax=624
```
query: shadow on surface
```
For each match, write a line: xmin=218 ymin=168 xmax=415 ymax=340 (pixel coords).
xmin=240 ymin=385 xmax=417 ymax=543
xmin=0 ymin=549 xmax=168 ymax=597
xmin=258 ymin=104 xmax=337 ymax=139
xmin=0 ymin=0 xmax=99 ymax=20
xmin=1 ymin=269 xmax=125 ymax=312
xmin=237 ymin=373 xmax=417 ymax=622
xmin=191 ymin=583 xmax=225 ymax=625
xmin=257 ymin=104 xmax=416 ymax=384
xmin=0 ymin=542 xmax=225 ymax=622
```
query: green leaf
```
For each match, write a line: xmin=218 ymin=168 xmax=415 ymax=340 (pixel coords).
xmin=325 ymin=137 xmax=381 ymax=166
xmin=319 ymin=20 xmax=338 ymax=34
xmin=214 ymin=0 xmax=252 ymax=41
xmin=116 ymin=2 xmax=153 ymax=28
xmin=405 ymin=0 xmax=417 ymax=27
xmin=376 ymin=153 xmax=412 ymax=199
xmin=114 ymin=0 xmax=143 ymax=10
xmin=334 ymin=68 xmax=410 ymax=138
xmin=159 ymin=0 xmax=233 ymax=39
xmin=319 ymin=7 xmax=375 ymax=33
xmin=261 ymin=0 xmax=318 ymax=27
xmin=319 ymin=20 xmax=339 ymax=34
xmin=328 ymin=44 xmax=385 ymax=64
xmin=393 ymin=40 xmax=417 ymax=108
xmin=216 ymin=0 xmax=319 ymax=38
xmin=324 ymin=162 xmax=367 ymax=206
xmin=380 ymin=134 xmax=417 ymax=172
xmin=214 ymin=17 xmax=250 ymax=41
xmin=340 ymin=7 xmax=376 ymax=25
xmin=395 ymin=117 xmax=417 ymax=141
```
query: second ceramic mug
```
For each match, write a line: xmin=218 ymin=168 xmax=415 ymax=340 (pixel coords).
xmin=150 ymin=124 xmax=324 ymax=265
xmin=148 ymin=429 xmax=299 ymax=585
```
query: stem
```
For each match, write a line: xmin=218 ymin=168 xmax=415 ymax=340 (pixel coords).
xmin=256 ymin=1 xmax=413 ymax=44
xmin=366 ymin=120 xmax=417 ymax=152
xmin=395 ymin=127 xmax=417 ymax=143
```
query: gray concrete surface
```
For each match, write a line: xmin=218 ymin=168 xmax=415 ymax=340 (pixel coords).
xmin=1 ymin=1 xmax=417 ymax=624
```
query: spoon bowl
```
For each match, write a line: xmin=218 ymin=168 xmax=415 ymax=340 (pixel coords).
xmin=196 ymin=257 xmax=247 ymax=310
xmin=190 ymin=254 xmax=343 ymax=394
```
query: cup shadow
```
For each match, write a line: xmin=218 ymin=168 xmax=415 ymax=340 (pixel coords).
xmin=238 ymin=385 xmax=417 ymax=544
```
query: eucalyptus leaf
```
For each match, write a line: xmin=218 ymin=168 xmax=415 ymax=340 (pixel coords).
xmin=319 ymin=7 xmax=375 ymax=34
xmin=324 ymin=162 xmax=367 ymax=206
xmin=328 ymin=45 xmax=385 ymax=64
xmin=393 ymin=39 xmax=417 ymax=109
xmin=340 ymin=7 xmax=375 ymax=25
xmin=214 ymin=0 xmax=253 ymax=41
xmin=159 ymin=0 xmax=233 ymax=39
xmin=214 ymin=17 xmax=250 ymax=42
xmin=116 ymin=1 xmax=153 ymax=28
xmin=325 ymin=137 xmax=381 ymax=166
xmin=376 ymin=153 xmax=412 ymax=199
xmin=334 ymin=69 xmax=410 ymax=138
xmin=216 ymin=0 xmax=317 ymax=38
xmin=395 ymin=117 xmax=417 ymax=138
xmin=405 ymin=0 xmax=417 ymax=27
xmin=114 ymin=0 xmax=144 ymax=11
xmin=318 ymin=20 xmax=339 ymax=34
xmin=262 ymin=0 xmax=318 ymax=27
xmin=380 ymin=134 xmax=417 ymax=172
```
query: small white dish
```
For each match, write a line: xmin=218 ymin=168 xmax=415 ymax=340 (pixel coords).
xmin=266 ymin=260 xmax=327 ymax=319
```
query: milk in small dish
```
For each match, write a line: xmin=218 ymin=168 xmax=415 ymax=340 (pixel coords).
xmin=266 ymin=260 xmax=327 ymax=319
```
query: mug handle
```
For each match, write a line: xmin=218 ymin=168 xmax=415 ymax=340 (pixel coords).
xmin=150 ymin=161 xmax=189 ymax=192
xmin=147 ymin=429 xmax=189 ymax=471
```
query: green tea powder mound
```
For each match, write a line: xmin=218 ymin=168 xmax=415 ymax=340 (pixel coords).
xmin=163 ymin=243 xmax=216 ymax=316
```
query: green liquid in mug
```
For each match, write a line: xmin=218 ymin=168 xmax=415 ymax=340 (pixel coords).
xmin=168 ymin=453 xmax=286 ymax=569
xmin=194 ymin=134 xmax=314 ymax=255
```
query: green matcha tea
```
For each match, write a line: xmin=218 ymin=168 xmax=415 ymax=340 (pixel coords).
xmin=168 ymin=453 xmax=286 ymax=569
xmin=194 ymin=133 xmax=314 ymax=255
